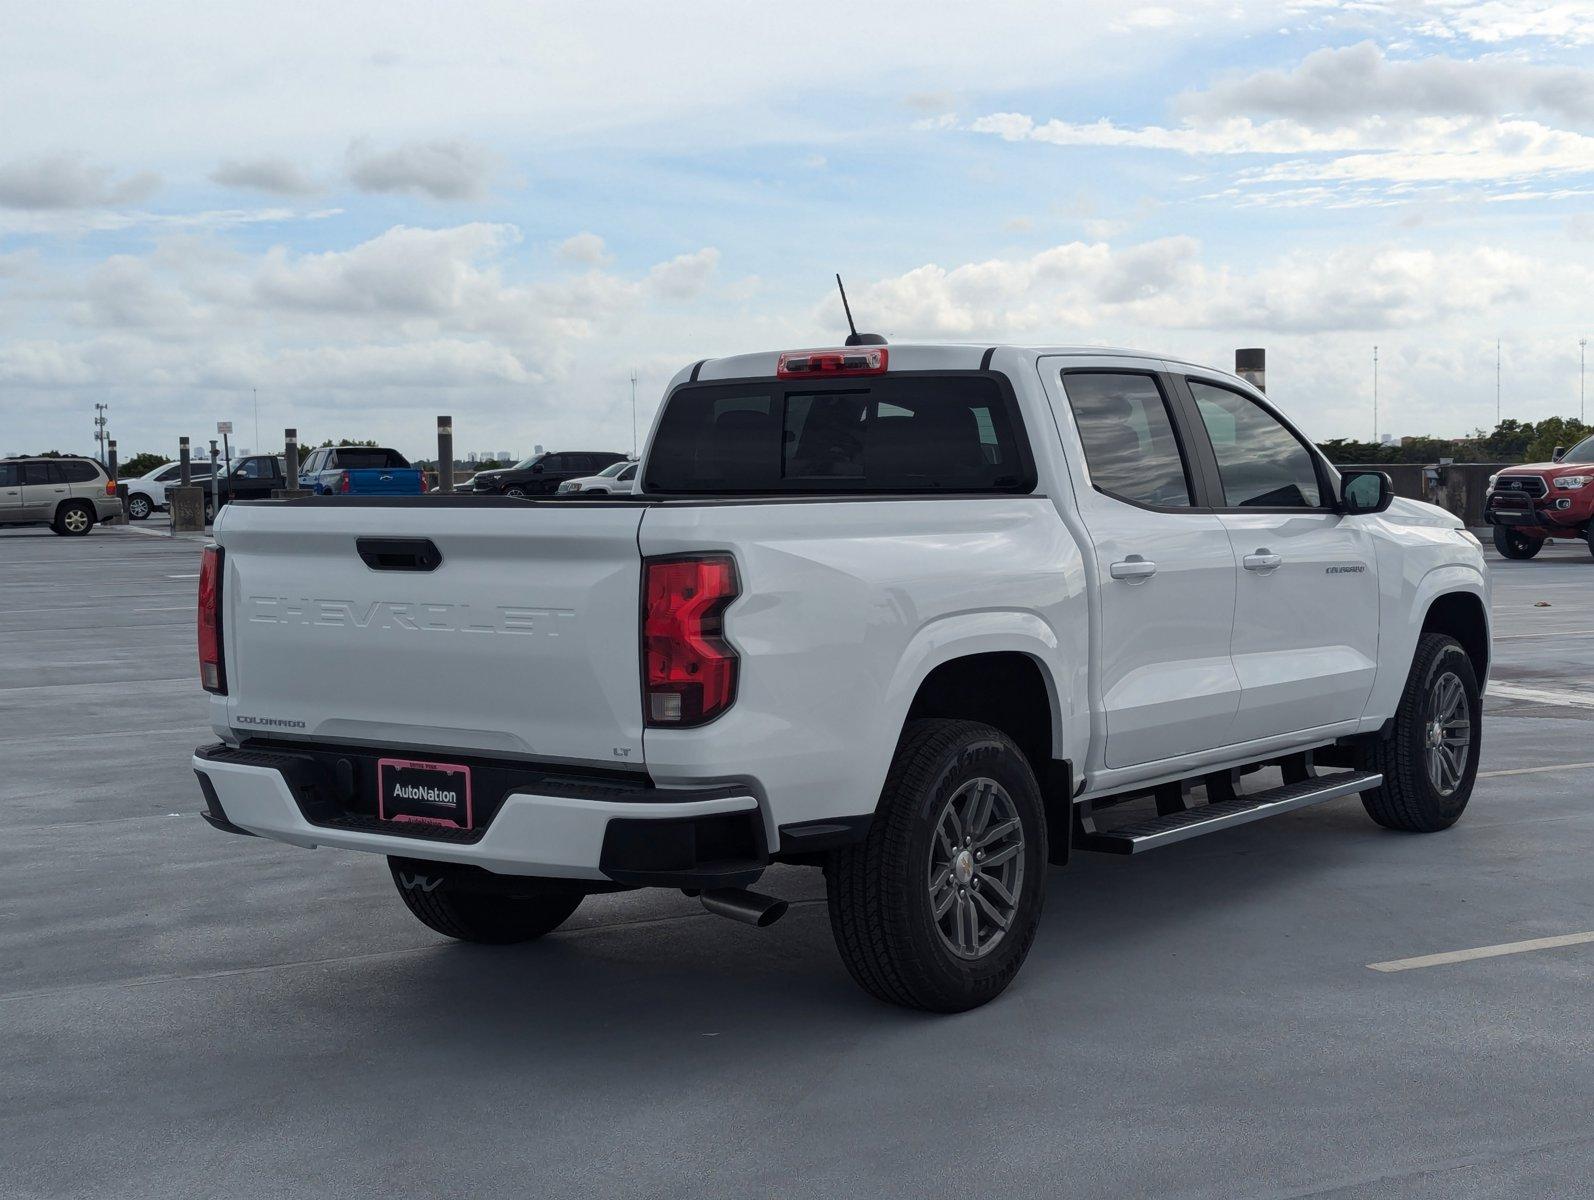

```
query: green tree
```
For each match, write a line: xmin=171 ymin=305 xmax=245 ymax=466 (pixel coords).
xmin=119 ymin=451 xmax=168 ymax=478
xmin=1525 ymin=417 xmax=1593 ymax=464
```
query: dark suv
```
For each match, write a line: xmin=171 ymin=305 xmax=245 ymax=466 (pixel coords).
xmin=0 ymin=456 xmax=121 ymax=535
xmin=469 ymin=451 xmax=627 ymax=497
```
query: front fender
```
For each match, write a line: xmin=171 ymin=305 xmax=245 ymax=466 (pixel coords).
xmin=1362 ymin=559 xmax=1490 ymax=726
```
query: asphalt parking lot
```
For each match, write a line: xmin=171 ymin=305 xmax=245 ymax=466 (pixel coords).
xmin=4 ymin=525 xmax=1594 ymax=1199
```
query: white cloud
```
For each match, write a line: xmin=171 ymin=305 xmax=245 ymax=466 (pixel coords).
xmin=210 ymin=156 xmax=322 ymax=196
xmin=647 ymin=247 xmax=720 ymax=299
xmin=0 ymin=154 xmax=158 ymax=209
xmin=345 ymin=137 xmax=495 ymax=201
xmin=1179 ymin=41 xmax=1594 ymax=126
xmin=1412 ymin=1 xmax=1594 ymax=46
xmin=555 ymin=232 xmax=612 ymax=266
xmin=841 ymin=236 xmax=1586 ymax=338
xmin=970 ymin=45 xmax=1594 ymax=198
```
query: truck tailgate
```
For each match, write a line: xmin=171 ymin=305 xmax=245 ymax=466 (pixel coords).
xmin=216 ymin=501 xmax=647 ymax=767
xmin=342 ymin=468 xmax=423 ymax=494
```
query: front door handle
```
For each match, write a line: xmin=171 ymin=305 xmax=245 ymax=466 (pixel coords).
xmin=1110 ymin=555 xmax=1157 ymax=582
xmin=1243 ymin=550 xmax=1283 ymax=573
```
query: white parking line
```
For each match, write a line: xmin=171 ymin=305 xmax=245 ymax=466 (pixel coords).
xmin=1487 ymin=682 xmax=1594 ymax=709
xmin=164 ymin=573 xmax=199 ymax=579
xmin=1369 ymin=931 xmax=1594 ymax=973
xmin=1480 ymin=760 xmax=1594 ymax=778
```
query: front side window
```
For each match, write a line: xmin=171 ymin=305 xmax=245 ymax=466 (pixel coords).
xmin=1187 ymin=380 xmax=1322 ymax=508
xmin=1060 ymin=372 xmax=1193 ymax=508
xmin=0 ymin=464 xmax=18 ymax=486
xmin=618 ymin=463 xmax=637 ymax=481
xmin=647 ymin=376 xmax=1031 ymax=495
xmin=157 ymin=464 xmax=182 ymax=482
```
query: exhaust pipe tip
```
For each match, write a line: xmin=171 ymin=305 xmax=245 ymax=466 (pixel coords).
xmin=700 ymin=887 xmax=789 ymax=928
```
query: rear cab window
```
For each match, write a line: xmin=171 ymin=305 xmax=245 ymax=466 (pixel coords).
xmin=645 ymin=374 xmax=1035 ymax=495
xmin=333 ymin=449 xmax=408 ymax=470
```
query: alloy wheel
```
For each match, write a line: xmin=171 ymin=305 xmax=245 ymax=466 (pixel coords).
xmin=927 ymin=777 xmax=1026 ymax=960
xmin=1424 ymin=670 xmax=1471 ymax=796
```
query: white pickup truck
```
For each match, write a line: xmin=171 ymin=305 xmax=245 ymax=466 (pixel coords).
xmin=193 ymin=343 xmax=1489 ymax=1011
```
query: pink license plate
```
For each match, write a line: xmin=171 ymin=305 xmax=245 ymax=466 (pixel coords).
xmin=377 ymin=758 xmax=473 ymax=830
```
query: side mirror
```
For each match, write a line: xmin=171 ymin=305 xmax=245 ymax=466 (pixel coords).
xmin=531 ymin=464 xmax=544 ymax=474
xmin=1553 ymin=446 xmax=1566 ymax=462
xmin=1341 ymin=470 xmax=1394 ymax=515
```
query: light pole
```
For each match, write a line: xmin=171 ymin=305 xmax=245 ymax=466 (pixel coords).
xmin=630 ymin=370 xmax=639 ymax=458
xmin=1372 ymin=345 xmax=1378 ymax=443
xmin=93 ymin=403 xmax=109 ymax=464
xmin=253 ymin=387 xmax=260 ymax=450
xmin=1581 ymin=338 xmax=1587 ymax=425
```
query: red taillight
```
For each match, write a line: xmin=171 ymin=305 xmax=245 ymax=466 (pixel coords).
xmin=418 ymin=471 xmax=428 ymax=493
xmin=643 ymin=555 xmax=739 ymax=727
xmin=776 ymin=347 xmax=888 ymax=379
xmin=105 ymin=477 xmax=117 ymax=496
xmin=198 ymin=545 xmax=226 ymax=694
xmin=339 ymin=471 xmax=351 ymax=494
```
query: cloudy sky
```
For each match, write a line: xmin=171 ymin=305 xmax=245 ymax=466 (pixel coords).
xmin=2 ymin=0 xmax=1591 ymax=461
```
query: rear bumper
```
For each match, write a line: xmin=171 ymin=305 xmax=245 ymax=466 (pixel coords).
xmin=92 ymin=496 xmax=123 ymax=520
xmin=193 ymin=743 xmax=767 ymax=887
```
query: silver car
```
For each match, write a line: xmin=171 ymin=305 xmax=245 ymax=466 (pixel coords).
xmin=0 ymin=456 xmax=122 ymax=535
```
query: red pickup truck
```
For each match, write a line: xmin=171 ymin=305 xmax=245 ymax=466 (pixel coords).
xmin=1485 ymin=434 xmax=1594 ymax=558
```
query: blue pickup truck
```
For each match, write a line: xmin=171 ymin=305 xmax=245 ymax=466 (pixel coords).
xmin=298 ymin=446 xmax=427 ymax=495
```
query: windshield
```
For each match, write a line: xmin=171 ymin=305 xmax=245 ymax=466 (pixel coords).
xmin=1560 ymin=435 xmax=1594 ymax=464
xmin=596 ymin=461 xmax=629 ymax=478
xmin=511 ymin=454 xmax=543 ymax=471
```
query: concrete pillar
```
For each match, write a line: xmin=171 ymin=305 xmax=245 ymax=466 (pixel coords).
xmin=1236 ymin=348 xmax=1266 ymax=393
xmin=168 ymin=436 xmax=205 ymax=532
xmin=437 ymin=415 xmax=455 ymax=493
xmin=272 ymin=428 xmax=311 ymax=500
xmin=105 ymin=439 xmax=127 ymax=523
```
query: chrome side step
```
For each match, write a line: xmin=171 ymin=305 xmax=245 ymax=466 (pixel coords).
xmin=1074 ymin=769 xmax=1383 ymax=855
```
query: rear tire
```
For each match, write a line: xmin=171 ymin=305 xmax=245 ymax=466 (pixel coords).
xmin=52 ymin=501 xmax=95 ymax=536
xmin=1359 ymin=633 xmax=1481 ymax=833
xmin=826 ymin=719 xmax=1048 ymax=1012
xmin=1493 ymin=525 xmax=1541 ymax=559
xmin=388 ymin=858 xmax=584 ymax=944
xmin=127 ymin=494 xmax=152 ymax=520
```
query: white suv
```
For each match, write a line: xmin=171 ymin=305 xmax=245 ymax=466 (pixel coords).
xmin=124 ymin=460 xmax=216 ymax=520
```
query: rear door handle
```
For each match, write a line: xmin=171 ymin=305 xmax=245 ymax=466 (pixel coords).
xmin=1109 ymin=555 xmax=1157 ymax=582
xmin=1243 ymin=550 xmax=1283 ymax=573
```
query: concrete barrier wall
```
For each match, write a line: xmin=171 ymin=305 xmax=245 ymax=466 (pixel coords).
xmin=1337 ymin=462 xmax=1511 ymax=527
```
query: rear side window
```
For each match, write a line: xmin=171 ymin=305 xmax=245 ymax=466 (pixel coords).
xmin=1061 ymin=373 xmax=1193 ymax=508
xmin=333 ymin=449 xmax=408 ymax=470
xmin=58 ymin=460 xmax=101 ymax=483
xmin=646 ymin=376 xmax=1033 ymax=494
xmin=1187 ymin=379 xmax=1322 ymax=508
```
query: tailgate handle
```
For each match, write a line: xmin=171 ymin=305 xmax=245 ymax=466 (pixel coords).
xmin=357 ymin=537 xmax=442 ymax=572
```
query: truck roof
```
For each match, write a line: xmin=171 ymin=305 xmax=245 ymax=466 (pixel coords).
xmin=685 ymin=343 xmax=1253 ymax=392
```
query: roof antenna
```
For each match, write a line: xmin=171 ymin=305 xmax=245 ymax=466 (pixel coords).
xmin=836 ymin=274 xmax=887 ymax=347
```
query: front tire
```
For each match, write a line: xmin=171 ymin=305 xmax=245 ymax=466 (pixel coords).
xmin=388 ymin=858 xmax=583 ymax=944
xmin=52 ymin=501 xmax=95 ymax=536
xmin=1359 ymin=633 xmax=1481 ymax=833
xmin=505 ymin=485 xmax=527 ymax=498
xmin=1493 ymin=525 xmax=1541 ymax=559
xmin=127 ymin=494 xmax=152 ymax=520
xmin=826 ymin=719 xmax=1048 ymax=1012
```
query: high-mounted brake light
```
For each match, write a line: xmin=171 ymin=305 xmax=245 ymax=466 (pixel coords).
xmin=776 ymin=347 xmax=888 ymax=379
xmin=643 ymin=555 xmax=739 ymax=727
xmin=197 ymin=545 xmax=226 ymax=694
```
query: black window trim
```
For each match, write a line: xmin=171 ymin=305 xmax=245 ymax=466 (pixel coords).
xmin=1171 ymin=373 xmax=1341 ymax=514
xmin=641 ymin=369 xmax=1039 ymax=499
xmin=1057 ymin=366 xmax=1208 ymax=515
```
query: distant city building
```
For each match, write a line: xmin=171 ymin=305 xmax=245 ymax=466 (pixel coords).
xmin=497 ymin=450 xmax=513 ymax=462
